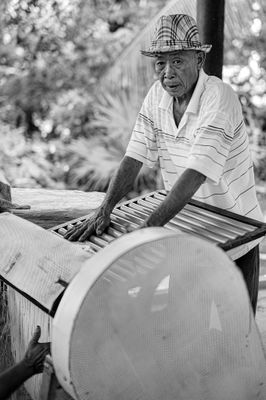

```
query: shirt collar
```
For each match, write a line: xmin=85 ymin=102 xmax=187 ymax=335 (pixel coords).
xmin=158 ymin=69 xmax=208 ymax=115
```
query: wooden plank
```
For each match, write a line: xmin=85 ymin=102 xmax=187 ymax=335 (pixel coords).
xmin=11 ymin=188 xmax=105 ymax=229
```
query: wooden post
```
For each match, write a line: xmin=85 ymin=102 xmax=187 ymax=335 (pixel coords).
xmin=197 ymin=0 xmax=225 ymax=79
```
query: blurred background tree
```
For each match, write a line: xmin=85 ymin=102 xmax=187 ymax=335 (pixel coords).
xmin=223 ymin=0 xmax=266 ymax=182
xmin=0 ymin=0 xmax=265 ymax=196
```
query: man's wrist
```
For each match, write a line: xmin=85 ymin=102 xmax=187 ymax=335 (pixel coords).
xmin=100 ymin=202 xmax=113 ymax=215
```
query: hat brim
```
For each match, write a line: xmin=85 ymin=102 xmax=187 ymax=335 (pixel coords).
xmin=141 ymin=44 xmax=212 ymax=57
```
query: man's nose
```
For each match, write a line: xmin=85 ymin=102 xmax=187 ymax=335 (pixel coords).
xmin=164 ymin=62 xmax=175 ymax=79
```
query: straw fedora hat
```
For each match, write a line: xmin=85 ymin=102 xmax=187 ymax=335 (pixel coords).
xmin=141 ymin=14 xmax=212 ymax=57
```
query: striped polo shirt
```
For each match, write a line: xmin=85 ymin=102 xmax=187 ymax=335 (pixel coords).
xmin=126 ymin=69 xmax=263 ymax=255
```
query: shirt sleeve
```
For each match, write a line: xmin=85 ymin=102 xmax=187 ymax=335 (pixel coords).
xmin=187 ymin=85 xmax=235 ymax=184
xmin=125 ymin=88 xmax=158 ymax=168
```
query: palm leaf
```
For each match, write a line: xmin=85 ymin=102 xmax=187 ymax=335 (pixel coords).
xmin=65 ymin=136 xmax=159 ymax=195
xmin=92 ymin=88 xmax=141 ymax=148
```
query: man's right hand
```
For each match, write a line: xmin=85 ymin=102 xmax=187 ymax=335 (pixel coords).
xmin=64 ymin=207 xmax=111 ymax=242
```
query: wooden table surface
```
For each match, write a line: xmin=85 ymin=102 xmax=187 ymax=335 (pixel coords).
xmin=11 ymin=187 xmax=105 ymax=229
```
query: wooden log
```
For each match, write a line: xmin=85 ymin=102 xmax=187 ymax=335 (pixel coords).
xmin=11 ymin=188 xmax=105 ymax=229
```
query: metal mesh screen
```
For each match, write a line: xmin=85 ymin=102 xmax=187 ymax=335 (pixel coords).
xmin=55 ymin=232 xmax=266 ymax=400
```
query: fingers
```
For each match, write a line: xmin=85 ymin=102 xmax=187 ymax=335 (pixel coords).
xmin=29 ymin=325 xmax=41 ymax=345
xmin=78 ymin=223 xmax=98 ymax=242
xmin=64 ymin=219 xmax=94 ymax=241
xmin=33 ymin=346 xmax=49 ymax=363
xmin=80 ymin=214 xmax=110 ymax=240
xmin=34 ymin=344 xmax=50 ymax=362
xmin=44 ymin=342 xmax=51 ymax=353
xmin=64 ymin=214 xmax=110 ymax=242
xmin=32 ymin=345 xmax=51 ymax=374
xmin=64 ymin=219 xmax=90 ymax=240
xmin=63 ymin=225 xmax=80 ymax=240
xmin=95 ymin=216 xmax=109 ymax=236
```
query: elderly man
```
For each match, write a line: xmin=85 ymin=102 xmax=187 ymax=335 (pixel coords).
xmin=65 ymin=14 xmax=263 ymax=313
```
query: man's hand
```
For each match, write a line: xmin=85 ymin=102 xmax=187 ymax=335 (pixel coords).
xmin=22 ymin=325 xmax=50 ymax=375
xmin=64 ymin=207 xmax=111 ymax=242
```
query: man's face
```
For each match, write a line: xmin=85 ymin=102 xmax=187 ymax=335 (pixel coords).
xmin=155 ymin=50 xmax=204 ymax=99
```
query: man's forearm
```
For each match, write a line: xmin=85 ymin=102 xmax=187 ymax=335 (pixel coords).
xmin=146 ymin=168 xmax=206 ymax=227
xmin=0 ymin=361 xmax=33 ymax=399
xmin=101 ymin=156 xmax=143 ymax=212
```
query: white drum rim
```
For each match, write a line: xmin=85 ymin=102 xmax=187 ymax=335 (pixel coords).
xmin=52 ymin=227 xmax=180 ymax=397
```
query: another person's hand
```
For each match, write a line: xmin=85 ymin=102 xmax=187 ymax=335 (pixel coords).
xmin=22 ymin=325 xmax=50 ymax=375
xmin=0 ymin=325 xmax=50 ymax=399
xmin=64 ymin=207 xmax=111 ymax=242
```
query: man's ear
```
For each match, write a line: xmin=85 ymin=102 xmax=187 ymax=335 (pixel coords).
xmin=197 ymin=51 xmax=206 ymax=70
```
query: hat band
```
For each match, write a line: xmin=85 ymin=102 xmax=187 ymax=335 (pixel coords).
xmin=151 ymin=39 xmax=202 ymax=47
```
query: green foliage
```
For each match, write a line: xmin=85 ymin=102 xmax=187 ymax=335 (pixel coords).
xmin=0 ymin=124 xmax=65 ymax=188
xmin=64 ymin=136 xmax=121 ymax=191
xmin=0 ymin=0 xmax=164 ymax=193
xmin=223 ymin=1 xmax=266 ymax=181
xmin=0 ymin=0 xmax=162 ymax=137
xmin=0 ymin=0 xmax=266 ymax=193
xmin=61 ymin=133 xmax=159 ymax=197
xmin=92 ymin=88 xmax=141 ymax=146
xmin=0 ymin=1 xmax=78 ymax=132
xmin=47 ymin=89 xmax=96 ymax=139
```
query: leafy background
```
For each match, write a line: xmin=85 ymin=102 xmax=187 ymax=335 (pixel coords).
xmin=0 ymin=3 xmax=266 ymax=398
xmin=0 ymin=0 xmax=265 ymax=199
